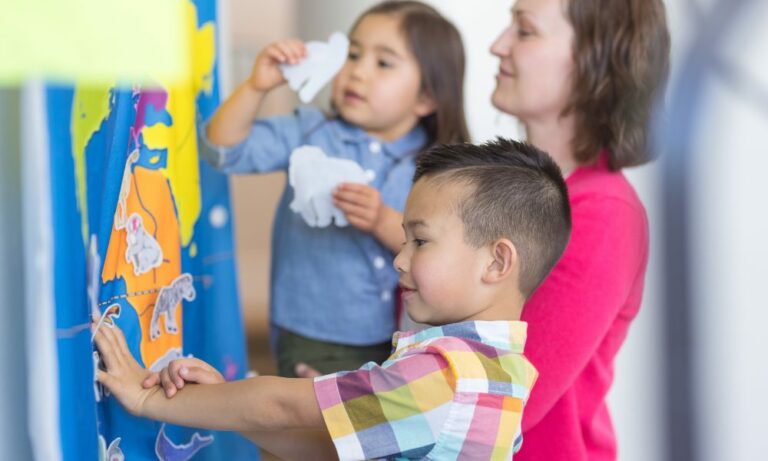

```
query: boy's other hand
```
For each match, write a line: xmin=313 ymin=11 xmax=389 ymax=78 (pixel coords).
xmin=250 ymin=39 xmax=307 ymax=92
xmin=93 ymin=323 xmax=158 ymax=417
xmin=143 ymin=358 xmax=224 ymax=398
xmin=333 ymin=183 xmax=385 ymax=233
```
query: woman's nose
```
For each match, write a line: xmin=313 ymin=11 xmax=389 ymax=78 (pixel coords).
xmin=490 ymin=26 xmax=513 ymax=57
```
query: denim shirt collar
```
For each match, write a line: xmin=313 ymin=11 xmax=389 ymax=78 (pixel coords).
xmin=333 ymin=116 xmax=428 ymax=160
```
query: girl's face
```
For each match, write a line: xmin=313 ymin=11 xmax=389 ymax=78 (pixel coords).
xmin=490 ymin=0 xmax=575 ymax=124
xmin=332 ymin=13 xmax=435 ymax=142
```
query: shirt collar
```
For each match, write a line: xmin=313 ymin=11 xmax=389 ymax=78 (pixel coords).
xmin=392 ymin=320 xmax=528 ymax=354
xmin=333 ymin=116 xmax=427 ymax=160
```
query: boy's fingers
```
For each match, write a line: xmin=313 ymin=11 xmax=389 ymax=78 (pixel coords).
xmin=143 ymin=372 xmax=160 ymax=388
xmin=96 ymin=369 xmax=116 ymax=390
xmin=168 ymin=361 xmax=185 ymax=388
xmin=181 ymin=366 xmax=222 ymax=385
xmin=93 ymin=328 xmax=119 ymax=370
xmin=160 ymin=368 xmax=177 ymax=398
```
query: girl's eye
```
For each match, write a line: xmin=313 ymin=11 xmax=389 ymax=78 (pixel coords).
xmin=348 ymin=51 xmax=360 ymax=61
xmin=378 ymin=59 xmax=393 ymax=68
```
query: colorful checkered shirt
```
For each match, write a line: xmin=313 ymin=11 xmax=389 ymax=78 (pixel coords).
xmin=313 ymin=321 xmax=538 ymax=460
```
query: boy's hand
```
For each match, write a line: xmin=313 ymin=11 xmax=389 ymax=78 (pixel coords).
xmin=143 ymin=358 xmax=224 ymax=398
xmin=333 ymin=183 xmax=385 ymax=233
xmin=93 ymin=323 xmax=159 ymax=417
xmin=249 ymin=39 xmax=307 ymax=92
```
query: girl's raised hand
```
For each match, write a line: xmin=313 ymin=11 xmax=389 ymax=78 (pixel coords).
xmin=333 ymin=183 xmax=385 ymax=233
xmin=249 ymin=39 xmax=307 ymax=92
xmin=142 ymin=357 xmax=225 ymax=398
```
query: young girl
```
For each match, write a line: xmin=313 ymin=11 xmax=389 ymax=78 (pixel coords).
xmin=202 ymin=1 xmax=469 ymax=377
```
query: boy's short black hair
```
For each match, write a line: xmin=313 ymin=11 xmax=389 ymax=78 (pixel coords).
xmin=414 ymin=138 xmax=571 ymax=297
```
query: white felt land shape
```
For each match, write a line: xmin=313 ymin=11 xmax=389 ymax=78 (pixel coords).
xmin=289 ymin=145 xmax=370 ymax=228
xmin=280 ymin=32 xmax=349 ymax=103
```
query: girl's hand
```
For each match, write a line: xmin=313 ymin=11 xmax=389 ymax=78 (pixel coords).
xmin=249 ymin=39 xmax=307 ymax=92
xmin=93 ymin=323 xmax=158 ymax=417
xmin=333 ymin=183 xmax=386 ymax=233
xmin=142 ymin=357 xmax=225 ymax=398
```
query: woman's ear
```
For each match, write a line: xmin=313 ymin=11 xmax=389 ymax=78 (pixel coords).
xmin=414 ymin=91 xmax=437 ymax=117
xmin=482 ymin=238 xmax=517 ymax=284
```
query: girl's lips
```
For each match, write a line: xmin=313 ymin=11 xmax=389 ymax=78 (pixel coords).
xmin=343 ymin=90 xmax=364 ymax=102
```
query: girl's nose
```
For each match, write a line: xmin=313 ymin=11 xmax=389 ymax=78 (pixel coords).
xmin=393 ymin=249 xmax=408 ymax=273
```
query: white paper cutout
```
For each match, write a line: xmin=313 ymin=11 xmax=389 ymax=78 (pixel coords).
xmin=124 ymin=213 xmax=163 ymax=276
xmin=288 ymin=145 xmax=370 ymax=228
xmin=150 ymin=273 xmax=196 ymax=341
xmin=280 ymin=32 xmax=349 ymax=103
xmin=98 ymin=435 xmax=125 ymax=461
xmin=114 ymin=149 xmax=139 ymax=230
xmin=87 ymin=235 xmax=101 ymax=319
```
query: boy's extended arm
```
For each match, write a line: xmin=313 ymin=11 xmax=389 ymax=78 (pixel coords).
xmin=93 ymin=323 xmax=336 ymax=460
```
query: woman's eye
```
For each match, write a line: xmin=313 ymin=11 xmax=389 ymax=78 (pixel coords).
xmin=378 ymin=59 xmax=393 ymax=68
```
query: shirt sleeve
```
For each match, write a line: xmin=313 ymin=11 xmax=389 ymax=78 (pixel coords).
xmin=520 ymin=195 xmax=649 ymax=430
xmin=313 ymin=351 xmax=455 ymax=460
xmin=199 ymin=106 xmax=324 ymax=174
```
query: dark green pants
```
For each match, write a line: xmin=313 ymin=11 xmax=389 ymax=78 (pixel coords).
xmin=276 ymin=328 xmax=392 ymax=377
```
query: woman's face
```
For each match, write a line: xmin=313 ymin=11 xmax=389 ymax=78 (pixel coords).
xmin=490 ymin=0 xmax=575 ymax=124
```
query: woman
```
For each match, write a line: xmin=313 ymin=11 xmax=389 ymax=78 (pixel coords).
xmin=490 ymin=0 xmax=670 ymax=460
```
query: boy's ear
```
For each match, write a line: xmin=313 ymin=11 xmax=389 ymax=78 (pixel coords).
xmin=482 ymin=238 xmax=517 ymax=284
xmin=414 ymin=91 xmax=437 ymax=117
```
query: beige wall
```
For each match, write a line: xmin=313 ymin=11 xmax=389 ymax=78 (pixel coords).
xmin=223 ymin=0 xmax=298 ymax=332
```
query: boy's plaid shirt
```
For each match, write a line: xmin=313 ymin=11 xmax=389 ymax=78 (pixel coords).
xmin=313 ymin=321 xmax=538 ymax=460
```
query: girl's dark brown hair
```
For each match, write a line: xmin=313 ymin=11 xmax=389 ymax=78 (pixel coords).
xmin=564 ymin=0 xmax=670 ymax=170
xmin=351 ymin=1 xmax=470 ymax=145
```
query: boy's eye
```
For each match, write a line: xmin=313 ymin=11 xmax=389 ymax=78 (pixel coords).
xmin=348 ymin=51 xmax=360 ymax=60
xmin=414 ymin=238 xmax=427 ymax=247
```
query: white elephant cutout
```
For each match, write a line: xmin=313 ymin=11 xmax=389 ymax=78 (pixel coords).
xmin=288 ymin=145 xmax=370 ymax=228
xmin=280 ymin=32 xmax=349 ymax=103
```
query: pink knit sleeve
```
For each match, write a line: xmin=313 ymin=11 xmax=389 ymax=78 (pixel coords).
xmin=520 ymin=194 xmax=649 ymax=430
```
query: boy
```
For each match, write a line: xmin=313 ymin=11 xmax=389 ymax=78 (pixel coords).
xmin=94 ymin=138 xmax=572 ymax=460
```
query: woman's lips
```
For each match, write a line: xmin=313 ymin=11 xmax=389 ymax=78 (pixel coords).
xmin=497 ymin=67 xmax=515 ymax=79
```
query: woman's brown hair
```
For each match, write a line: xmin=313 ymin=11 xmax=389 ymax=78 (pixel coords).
xmin=564 ymin=0 xmax=670 ymax=170
xmin=351 ymin=1 xmax=470 ymax=146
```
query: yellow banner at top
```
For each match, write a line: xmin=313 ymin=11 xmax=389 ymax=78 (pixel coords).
xmin=0 ymin=0 xmax=191 ymax=86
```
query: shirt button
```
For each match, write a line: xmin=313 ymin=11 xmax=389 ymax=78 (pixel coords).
xmin=373 ymin=256 xmax=386 ymax=269
xmin=381 ymin=290 xmax=392 ymax=301
xmin=365 ymin=169 xmax=376 ymax=182
xmin=369 ymin=141 xmax=382 ymax=154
